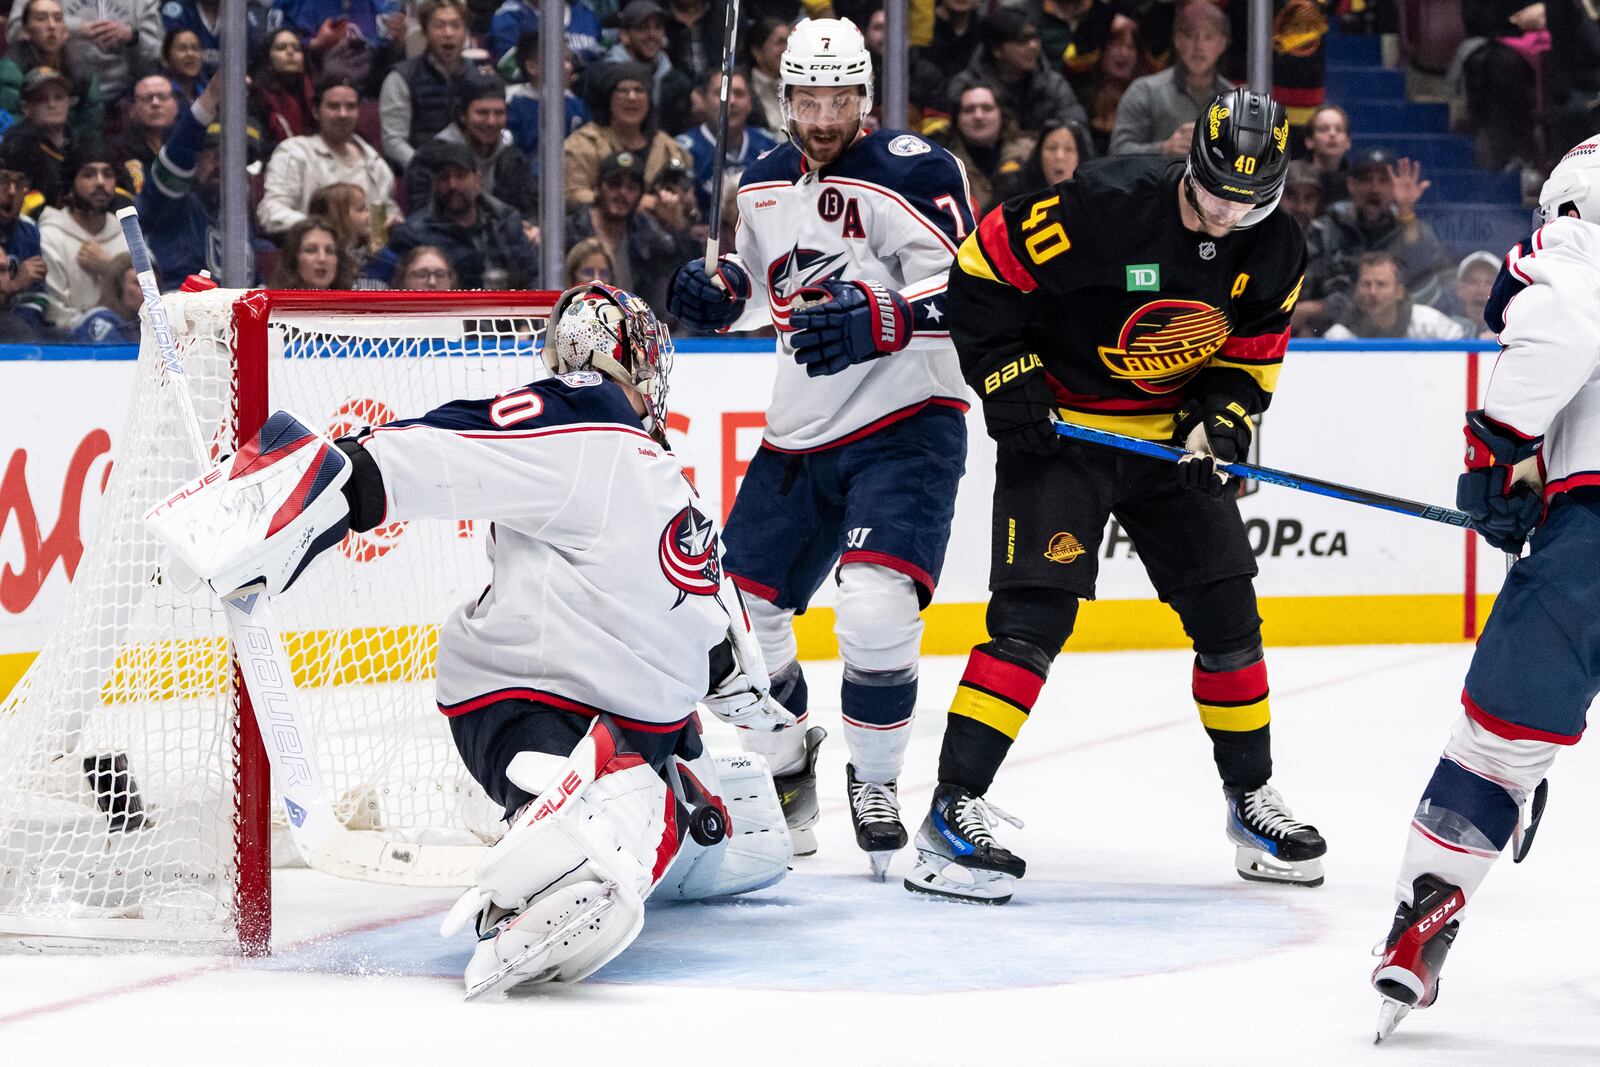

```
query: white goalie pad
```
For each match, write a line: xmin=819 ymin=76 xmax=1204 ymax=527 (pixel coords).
xmin=440 ymin=718 xmax=678 ymax=992
xmin=655 ymin=750 xmax=791 ymax=901
xmin=144 ymin=410 xmax=350 ymax=598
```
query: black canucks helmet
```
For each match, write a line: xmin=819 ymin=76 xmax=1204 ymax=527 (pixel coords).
xmin=1187 ymin=89 xmax=1291 ymax=229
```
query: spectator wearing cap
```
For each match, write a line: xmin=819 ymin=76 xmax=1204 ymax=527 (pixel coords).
xmin=1303 ymin=104 xmax=1350 ymax=208
xmin=488 ymin=0 xmax=605 ymax=69
xmin=259 ymin=76 xmax=401 ymax=239
xmin=160 ymin=1 xmax=270 ymax=84
xmin=251 ymin=28 xmax=317 ymax=154
xmin=1108 ymin=0 xmax=1229 ymax=157
xmin=563 ymin=149 xmax=679 ymax=311
xmin=138 ymin=75 xmax=263 ymax=288
xmin=405 ymin=75 xmax=537 ymax=217
xmin=1281 ymin=161 xmax=1323 ymax=236
xmin=116 ymin=75 xmax=180 ymax=196
xmin=934 ymin=82 xmax=1035 ymax=216
xmin=564 ymin=61 xmax=691 ymax=212
xmin=1324 ymin=252 xmax=1467 ymax=341
xmin=39 ymin=139 xmax=129 ymax=329
xmin=5 ymin=0 xmax=160 ymax=105
xmin=676 ymin=68 xmax=775 ymax=218
xmin=1297 ymin=148 xmax=1454 ymax=334
xmin=604 ymin=1 xmax=694 ymax=136
xmin=379 ymin=0 xmax=474 ymax=170
xmin=1438 ymin=250 xmax=1502 ymax=338
xmin=506 ymin=31 xmax=590 ymax=172
xmin=374 ymin=139 xmax=539 ymax=289
xmin=0 ymin=142 xmax=49 ymax=336
xmin=0 ymin=1 xmax=103 ymax=137
xmin=6 ymin=68 xmax=77 ymax=206
xmin=948 ymin=10 xmax=1086 ymax=135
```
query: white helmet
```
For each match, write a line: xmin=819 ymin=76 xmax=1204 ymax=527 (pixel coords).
xmin=542 ymin=282 xmax=674 ymax=433
xmin=1539 ymin=136 xmax=1600 ymax=224
xmin=779 ymin=17 xmax=873 ymax=133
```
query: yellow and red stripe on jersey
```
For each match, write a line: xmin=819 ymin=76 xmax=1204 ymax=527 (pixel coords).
xmin=1048 ymin=380 xmax=1188 ymax=441
xmin=948 ymin=645 xmax=1046 ymax=740
xmin=955 ymin=208 xmax=1040 ymax=293
xmin=1192 ymin=658 xmax=1271 ymax=733
xmin=1211 ymin=327 xmax=1290 ymax=395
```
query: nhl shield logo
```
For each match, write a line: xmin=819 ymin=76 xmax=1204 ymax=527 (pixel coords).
xmin=1199 ymin=241 xmax=1217 ymax=261
xmin=659 ymin=505 xmax=722 ymax=605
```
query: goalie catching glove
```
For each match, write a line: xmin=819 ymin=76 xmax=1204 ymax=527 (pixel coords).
xmin=144 ymin=411 xmax=352 ymax=598
xmin=789 ymin=278 xmax=913 ymax=377
xmin=1458 ymin=409 xmax=1544 ymax=553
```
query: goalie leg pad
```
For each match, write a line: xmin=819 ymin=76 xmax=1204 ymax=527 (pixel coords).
xmin=654 ymin=750 xmax=792 ymax=901
xmin=144 ymin=410 xmax=351 ymax=597
xmin=441 ymin=717 xmax=680 ymax=988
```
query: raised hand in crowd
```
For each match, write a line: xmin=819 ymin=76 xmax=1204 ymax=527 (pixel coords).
xmin=1162 ymin=122 xmax=1194 ymax=158
xmin=1389 ymin=157 xmax=1431 ymax=220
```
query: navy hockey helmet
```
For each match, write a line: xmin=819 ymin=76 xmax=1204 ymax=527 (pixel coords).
xmin=1187 ymin=89 xmax=1291 ymax=228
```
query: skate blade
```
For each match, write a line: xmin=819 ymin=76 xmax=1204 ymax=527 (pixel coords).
xmin=789 ymin=824 xmax=817 ymax=858
xmin=462 ymin=890 xmax=616 ymax=1001
xmin=902 ymin=854 xmax=1014 ymax=904
xmin=1375 ymin=997 xmax=1411 ymax=1043
xmin=1234 ymin=846 xmax=1325 ymax=887
xmin=866 ymin=848 xmax=896 ymax=882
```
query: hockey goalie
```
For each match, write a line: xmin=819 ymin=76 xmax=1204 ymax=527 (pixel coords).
xmin=144 ymin=283 xmax=794 ymax=996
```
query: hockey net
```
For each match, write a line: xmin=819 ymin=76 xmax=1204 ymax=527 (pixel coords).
xmin=0 ymin=288 xmax=558 ymax=953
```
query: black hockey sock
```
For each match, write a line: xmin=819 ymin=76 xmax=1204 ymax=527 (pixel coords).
xmin=938 ymin=639 xmax=1051 ymax=796
xmin=1192 ymin=656 xmax=1273 ymax=790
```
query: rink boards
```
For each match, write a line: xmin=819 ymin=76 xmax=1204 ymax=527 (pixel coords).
xmin=0 ymin=340 xmax=1501 ymax=698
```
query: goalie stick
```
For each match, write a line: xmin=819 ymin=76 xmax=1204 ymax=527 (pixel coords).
xmin=1051 ymin=419 xmax=1473 ymax=528
xmin=118 ymin=208 xmax=482 ymax=909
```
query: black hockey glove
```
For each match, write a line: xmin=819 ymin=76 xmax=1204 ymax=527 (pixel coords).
xmin=1172 ymin=396 xmax=1253 ymax=497
xmin=968 ymin=348 xmax=1062 ymax=455
xmin=667 ymin=256 xmax=751 ymax=331
xmin=1457 ymin=409 xmax=1544 ymax=553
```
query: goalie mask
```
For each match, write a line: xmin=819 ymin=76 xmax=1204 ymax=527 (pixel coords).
xmin=542 ymin=282 xmax=674 ymax=434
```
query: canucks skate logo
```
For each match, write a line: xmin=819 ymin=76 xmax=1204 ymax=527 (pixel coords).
xmin=659 ymin=504 xmax=722 ymax=605
xmin=767 ymin=245 xmax=847 ymax=325
xmin=1097 ymin=299 xmax=1231 ymax=395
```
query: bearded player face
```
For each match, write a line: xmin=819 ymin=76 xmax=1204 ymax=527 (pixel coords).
xmin=787 ymin=85 xmax=863 ymax=165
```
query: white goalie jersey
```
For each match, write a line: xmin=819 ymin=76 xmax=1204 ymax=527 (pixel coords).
xmin=356 ymin=372 xmax=735 ymax=730
xmin=727 ymin=131 xmax=977 ymax=450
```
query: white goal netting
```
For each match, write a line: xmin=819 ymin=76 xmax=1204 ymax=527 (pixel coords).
xmin=0 ymin=288 xmax=555 ymax=951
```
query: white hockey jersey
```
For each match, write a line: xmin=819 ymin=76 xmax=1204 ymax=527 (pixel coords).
xmin=358 ymin=373 xmax=733 ymax=730
xmin=728 ymin=130 xmax=977 ymax=451
xmin=1484 ymin=218 xmax=1600 ymax=499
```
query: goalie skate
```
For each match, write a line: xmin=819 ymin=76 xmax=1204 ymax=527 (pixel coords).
xmin=463 ymin=883 xmax=619 ymax=1001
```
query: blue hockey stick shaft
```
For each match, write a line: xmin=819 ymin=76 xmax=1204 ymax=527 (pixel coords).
xmin=1051 ymin=419 xmax=1472 ymax=528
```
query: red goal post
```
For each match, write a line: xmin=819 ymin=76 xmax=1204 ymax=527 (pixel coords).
xmin=0 ymin=287 xmax=561 ymax=955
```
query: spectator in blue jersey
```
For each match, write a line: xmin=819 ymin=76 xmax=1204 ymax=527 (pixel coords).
xmin=137 ymin=76 xmax=262 ymax=288
xmin=379 ymin=0 xmax=476 ymax=170
xmin=4 ymin=0 xmax=160 ymax=103
xmin=675 ymin=67 xmax=774 ymax=218
xmin=505 ymin=31 xmax=589 ymax=173
xmin=0 ymin=141 xmax=49 ymax=337
xmin=72 ymin=253 xmax=148 ymax=342
xmin=488 ymin=0 xmax=604 ymax=69
xmin=372 ymin=139 xmax=540 ymax=289
xmin=405 ymin=74 xmax=538 ymax=217
xmin=161 ymin=27 xmax=207 ymax=104
xmin=0 ymin=2 xmax=103 ymax=137
xmin=602 ymin=1 xmax=693 ymax=136
xmin=278 ymin=0 xmax=406 ymax=64
xmin=160 ymin=0 xmax=269 ymax=82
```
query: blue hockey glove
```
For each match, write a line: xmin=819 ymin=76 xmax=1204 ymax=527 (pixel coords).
xmin=667 ymin=257 xmax=752 ymax=331
xmin=788 ymin=279 xmax=913 ymax=378
xmin=1458 ymin=409 xmax=1544 ymax=553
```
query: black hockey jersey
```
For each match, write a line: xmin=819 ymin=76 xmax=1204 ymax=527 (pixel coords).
xmin=949 ymin=155 xmax=1307 ymax=441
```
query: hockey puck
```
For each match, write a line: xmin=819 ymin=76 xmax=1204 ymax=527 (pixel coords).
xmin=689 ymin=803 xmax=727 ymax=846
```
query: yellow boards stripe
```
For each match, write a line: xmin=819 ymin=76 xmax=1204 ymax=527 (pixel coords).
xmin=956 ymin=232 xmax=1001 ymax=284
xmin=950 ymin=685 xmax=1030 ymax=740
xmin=1196 ymin=699 xmax=1271 ymax=733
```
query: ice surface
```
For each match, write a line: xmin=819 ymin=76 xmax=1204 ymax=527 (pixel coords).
xmin=3 ymin=645 xmax=1598 ymax=1066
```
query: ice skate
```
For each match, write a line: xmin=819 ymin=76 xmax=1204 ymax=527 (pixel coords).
xmin=846 ymin=763 xmax=907 ymax=880
xmin=1225 ymin=783 xmax=1326 ymax=886
xmin=773 ymin=726 xmax=826 ymax=857
xmin=903 ymin=784 xmax=1025 ymax=904
xmin=1371 ymin=875 xmax=1465 ymax=1042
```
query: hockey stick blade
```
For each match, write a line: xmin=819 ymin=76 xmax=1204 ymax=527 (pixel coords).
xmin=463 ymin=889 xmax=618 ymax=1000
xmin=1051 ymin=420 xmax=1472 ymax=528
